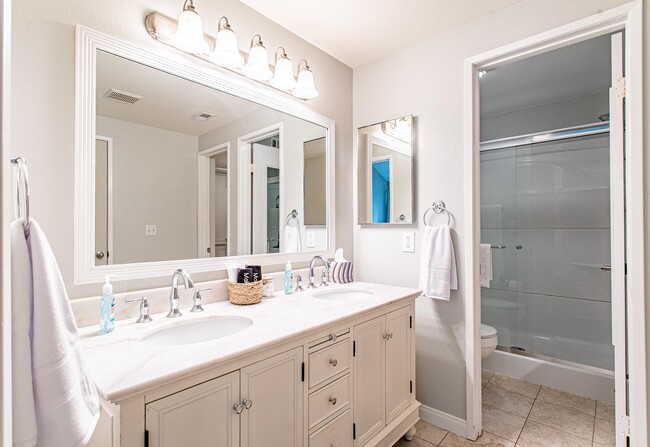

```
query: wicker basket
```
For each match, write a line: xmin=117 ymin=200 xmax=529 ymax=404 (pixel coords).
xmin=227 ymin=281 xmax=263 ymax=305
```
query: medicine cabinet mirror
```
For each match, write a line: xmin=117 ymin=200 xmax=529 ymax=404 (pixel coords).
xmin=357 ymin=116 xmax=414 ymax=224
xmin=75 ymin=27 xmax=335 ymax=284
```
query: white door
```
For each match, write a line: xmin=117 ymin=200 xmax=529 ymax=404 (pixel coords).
xmin=609 ymin=32 xmax=628 ymax=447
xmin=251 ymin=143 xmax=279 ymax=254
xmin=94 ymin=138 xmax=111 ymax=265
xmin=385 ymin=307 xmax=411 ymax=424
xmin=353 ymin=316 xmax=385 ymax=446
xmin=241 ymin=347 xmax=303 ymax=447
xmin=146 ymin=371 xmax=240 ymax=447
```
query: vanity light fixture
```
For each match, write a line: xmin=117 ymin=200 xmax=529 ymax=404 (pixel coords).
xmin=145 ymin=6 xmax=320 ymax=100
xmin=211 ymin=16 xmax=244 ymax=68
xmin=292 ymin=60 xmax=319 ymax=99
xmin=269 ymin=47 xmax=296 ymax=90
xmin=243 ymin=34 xmax=273 ymax=81
xmin=172 ymin=0 xmax=210 ymax=55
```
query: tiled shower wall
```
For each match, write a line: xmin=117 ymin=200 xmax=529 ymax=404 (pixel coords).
xmin=480 ymin=133 xmax=613 ymax=370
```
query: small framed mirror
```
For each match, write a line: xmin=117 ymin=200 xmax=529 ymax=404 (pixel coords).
xmin=357 ymin=116 xmax=414 ymax=224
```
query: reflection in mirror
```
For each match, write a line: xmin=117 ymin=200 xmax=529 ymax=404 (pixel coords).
xmin=94 ymin=50 xmax=328 ymax=265
xmin=357 ymin=116 xmax=414 ymax=224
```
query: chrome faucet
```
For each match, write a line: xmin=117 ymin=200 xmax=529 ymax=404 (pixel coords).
xmin=167 ymin=269 xmax=194 ymax=318
xmin=308 ymin=256 xmax=330 ymax=289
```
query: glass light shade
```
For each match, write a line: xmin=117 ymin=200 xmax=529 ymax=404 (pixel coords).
xmin=243 ymin=44 xmax=272 ymax=81
xmin=211 ymin=26 xmax=243 ymax=68
xmin=270 ymin=56 xmax=296 ymax=90
xmin=292 ymin=67 xmax=319 ymax=99
xmin=173 ymin=8 xmax=209 ymax=54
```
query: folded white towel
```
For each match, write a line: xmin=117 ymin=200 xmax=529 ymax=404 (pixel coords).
xmin=479 ymin=244 xmax=493 ymax=288
xmin=12 ymin=220 xmax=100 ymax=447
xmin=11 ymin=221 xmax=37 ymax=447
xmin=281 ymin=225 xmax=302 ymax=253
xmin=419 ymin=224 xmax=458 ymax=300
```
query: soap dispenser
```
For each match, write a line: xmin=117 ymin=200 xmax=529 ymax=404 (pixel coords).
xmin=100 ymin=275 xmax=115 ymax=334
xmin=284 ymin=261 xmax=294 ymax=295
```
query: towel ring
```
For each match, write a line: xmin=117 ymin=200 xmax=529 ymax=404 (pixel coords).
xmin=285 ymin=209 xmax=300 ymax=227
xmin=11 ymin=157 xmax=30 ymax=236
xmin=423 ymin=200 xmax=450 ymax=227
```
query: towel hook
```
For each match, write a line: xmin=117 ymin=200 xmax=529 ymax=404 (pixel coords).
xmin=10 ymin=157 xmax=30 ymax=236
xmin=423 ymin=200 xmax=451 ymax=227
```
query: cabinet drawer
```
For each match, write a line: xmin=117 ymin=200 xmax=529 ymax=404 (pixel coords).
xmin=309 ymin=374 xmax=351 ymax=429
xmin=309 ymin=409 xmax=352 ymax=447
xmin=309 ymin=339 xmax=350 ymax=388
xmin=309 ymin=329 xmax=350 ymax=351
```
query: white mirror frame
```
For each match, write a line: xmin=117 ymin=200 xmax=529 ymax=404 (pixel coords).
xmin=74 ymin=26 xmax=335 ymax=284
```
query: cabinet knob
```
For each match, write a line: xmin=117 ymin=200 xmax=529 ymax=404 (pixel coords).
xmin=233 ymin=403 xmax=244 ymax=414
xmin=329 ymin=396 xmax=337 ymax=405
xmin=328 ymin=333 xmax=337 ymax=342
xmin=329 ymin=358 xmax=338 ymax=367
xmin=242 ymin=399 xmax=253 ymax=409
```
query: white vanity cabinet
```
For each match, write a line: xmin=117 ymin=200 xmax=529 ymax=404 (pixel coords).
xmin=85 ymin=292 xmax=419 ymax=447
xmin=353 ymin=307 xmax=413 ymax=446
xmin=145 ymin=347 xmax=303 ymax=447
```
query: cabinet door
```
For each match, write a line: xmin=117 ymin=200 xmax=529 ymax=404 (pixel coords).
xmin=146 ymin=371 xmax=240 ymax=447
xmin=241 ymin=347 xmax=304 ymax=447
xmin=353 ymin=316 xmax=385 ymax=446
xmin=385 ymin=307 xmax=412 ymax=423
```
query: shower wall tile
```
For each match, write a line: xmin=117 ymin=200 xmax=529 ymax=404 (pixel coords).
xmin=518 ymin=229 xmax=611 ymax=302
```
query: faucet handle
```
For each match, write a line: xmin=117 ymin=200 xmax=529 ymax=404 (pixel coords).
xmin=295 ymin=275 xmax=304 ymax=292
xmin=191 ymin=288 xmax=210 ymax=313
xmin=125 ymin=296 xmax=153 ymax=323
xmin=320 ymin=271 xmax=330 ymax=287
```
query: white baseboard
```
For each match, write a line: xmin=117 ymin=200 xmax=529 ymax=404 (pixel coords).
xmin=419 ymin=404 xmax=466 ymax=437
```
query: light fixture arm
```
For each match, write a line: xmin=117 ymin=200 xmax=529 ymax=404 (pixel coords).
xmin=182 ymin=0 xmax=196 ymax=12
xmin=250 ymin=34 xmax=264 ymax=48
xmin=218 ymin=16 xmax=231 ymax=31
xmin=275 ymin=47 xmax=288 ymax=63
xmin=296 ymin=59 xmax=310 ymax=73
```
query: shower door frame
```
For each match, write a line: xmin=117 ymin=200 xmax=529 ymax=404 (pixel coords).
xmin=463 ymin=1 xmax=645 ymax=444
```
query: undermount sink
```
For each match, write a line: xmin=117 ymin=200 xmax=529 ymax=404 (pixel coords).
xmin=141 ymin=316 xmax=253 ymax=347
xmin=313 ymin=288 xmax=374 ymax=301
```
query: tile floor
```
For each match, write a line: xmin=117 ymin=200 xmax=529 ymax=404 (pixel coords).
xmin=393 ymin=370 xmax=615 ymax=447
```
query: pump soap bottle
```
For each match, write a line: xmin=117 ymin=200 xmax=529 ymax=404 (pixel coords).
xmin=100 ymin=275 xmax=115 ymax=334
xmin=284 ymin=261 xmax=294 ymax=295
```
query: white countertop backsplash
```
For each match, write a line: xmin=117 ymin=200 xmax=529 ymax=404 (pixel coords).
xmin=78 ymin=281 xmax=419 ymax=403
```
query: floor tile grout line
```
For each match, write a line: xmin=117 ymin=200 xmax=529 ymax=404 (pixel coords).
xmin=513 ymin=384 xmax=540 ymax=446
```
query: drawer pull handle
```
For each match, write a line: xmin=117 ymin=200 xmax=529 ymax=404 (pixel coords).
xmin=233 ymin=403 xmax=244 ymax=414
xmin=242 ymin=399 xmax=253 ymax=409
xmin=329 ymin=396 xmax=337 ymax=405
xmin=328 ymin=333 xmax=337 ymax=342
xmin=329 ymin=358 xmax=338 ymax=367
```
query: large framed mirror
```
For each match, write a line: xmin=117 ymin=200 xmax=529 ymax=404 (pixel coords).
xmin=357 ymin=116 xmax=414 ymax=224
xmin=75 ymin=26 xmax=335 ymax=284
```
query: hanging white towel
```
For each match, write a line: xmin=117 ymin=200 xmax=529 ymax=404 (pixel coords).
xmin=281 ymin=225 xmax=302 ymax=253
xmin=479 ymin=244 xmax=493 ymax=288
xmin=419 ymin=224 xmax=458 ymax=300
xmin=12 ymin=220 xmax=100 ymax=447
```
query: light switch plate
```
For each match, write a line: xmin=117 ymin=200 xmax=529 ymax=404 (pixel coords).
xmin=402 ymin=232 xmax=415 ymax=253
xmin=145 ymin=224 xmax=157 ymax=236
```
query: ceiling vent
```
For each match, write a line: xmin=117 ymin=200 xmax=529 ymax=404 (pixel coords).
xmin=191 ymin=112 xmax=214 ymax=122
xmin=103 ymin=88 xmax=142 ymax=104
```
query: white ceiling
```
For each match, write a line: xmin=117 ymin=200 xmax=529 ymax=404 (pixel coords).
xmin=239 ymin=0 xmax=523 ymax=68
xmin=480 ymin=33 xmax=613 ymax=117
xmin=96 ymin=51 xmax=259 ymax=136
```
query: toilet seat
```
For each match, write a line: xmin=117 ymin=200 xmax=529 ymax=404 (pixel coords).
xmin=481 ymin=324 xmax=497 ymax=339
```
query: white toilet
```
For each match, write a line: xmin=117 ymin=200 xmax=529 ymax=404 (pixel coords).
xmin=481 ymin=324 xmax=498 ymax=358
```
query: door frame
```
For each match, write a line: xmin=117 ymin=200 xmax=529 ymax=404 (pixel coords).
xmin=236 ymin=123 xmax=283 ymax=255
xmin=197 ymin=142 xmax=230 ymax=258
xmin=95 ymin=135 xmax=113 ymax=265
xmin=463 ymin=1 xmax=645 ymax=443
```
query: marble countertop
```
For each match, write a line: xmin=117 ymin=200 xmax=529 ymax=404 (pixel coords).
xmin=79 ymin=282 xmax=420 ymax=403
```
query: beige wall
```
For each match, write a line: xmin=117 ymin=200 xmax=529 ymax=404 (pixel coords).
xmin=10 ymin=0 xmax=352 ymax=299
xmin=96 ymin=116 xmax=198 ymax=264
xmin=353 ymin=0 xmax=631 ymax=421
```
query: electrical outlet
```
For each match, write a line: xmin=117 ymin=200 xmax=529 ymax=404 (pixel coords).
xmin=402 ymin=232 xmax=415 ymax=253
xmin=307 ymin=231 xmax=316 ymax=248
xmin=145 ymin=224 xmax=157 ymax=236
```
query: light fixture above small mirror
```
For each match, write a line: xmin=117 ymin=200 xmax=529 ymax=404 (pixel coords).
xmin=357 ymin=116 xmax=414 ymax=225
